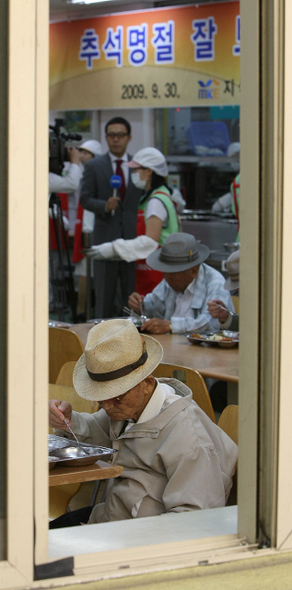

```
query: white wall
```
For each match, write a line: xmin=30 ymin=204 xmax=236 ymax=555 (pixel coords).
xmin=50 ymin=108 xmax=155 ymax=156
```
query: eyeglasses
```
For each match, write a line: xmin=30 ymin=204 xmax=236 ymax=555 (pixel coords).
xmin=100 ymin=389 xmax=131 ymax=406
xmin=106 ymin=132 xmax=129 ymax=139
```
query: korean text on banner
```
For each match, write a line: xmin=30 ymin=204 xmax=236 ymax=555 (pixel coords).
xmin=50 ymin=1 xmax=240 ymax=110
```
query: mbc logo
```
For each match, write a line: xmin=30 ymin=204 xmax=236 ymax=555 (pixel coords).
xmin=198 ymin=79 xmax=220 ymax=99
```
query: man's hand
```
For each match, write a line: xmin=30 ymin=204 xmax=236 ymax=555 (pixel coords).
xmin=105 ymin=195 xmax=120 ymax=212
xmin=49 ymin=399 xmax=73 ymax=429
xmin=67 ymin=146 xmax=81 ymax=165
xmin=83 ymin=242 xmax=119 ymax=260
xmin=141 ymin=318 xmax=171 ymax=334
xmin=207 ymin=299 xmax=229 ymax=322
xmin=128 ymin=292 xmax=143 ymax=315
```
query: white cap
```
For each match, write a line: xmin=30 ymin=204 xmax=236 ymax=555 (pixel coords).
xmin=78 ymin=140 xmax=103 ymax=156
xmin=127 ymin=147 xmax=168 ymax=177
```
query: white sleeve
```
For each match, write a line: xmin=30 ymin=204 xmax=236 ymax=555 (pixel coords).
xmin=49 ymin=164 xmax=82 ymax=193
xmin=170 ymin=188 xmax=186 ymax=214
xmin=82 ymin=209 xmax=95 ymax=233
xmin=145 ymin=198 xmax=168 ymax=223
xmin=211 ymin=192 xmax=232 ymax=213
xmin=89 ymin=235 xmax=158 ymax=262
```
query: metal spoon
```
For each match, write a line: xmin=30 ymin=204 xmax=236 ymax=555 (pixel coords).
xmin=63 ymin=418 xmax=90 ymax=455
xmin=139 ymin=300 xmax=147 ymax=323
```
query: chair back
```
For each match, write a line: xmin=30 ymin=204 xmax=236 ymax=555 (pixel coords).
xmin=56 ymin=360 xmax=76 ymax=388
xmin=49 ymin=327 xmax=84 ymax=384
xmin=231 ymin=295 xmax=239 ymax=314
xmin=217 ymin=404 xmax=238 ymax=444
xmin=152 ymin=363 xmax=216 ymax=423
xmin=49 ymin=383 xmax=93 ymax=426
xmin=217 ymin=405 xmax=238 ymax=505
xmin=49 ymin=384 xmax=98 ymax=430
xmin=48 ymin=382 xmax=97 ymax=518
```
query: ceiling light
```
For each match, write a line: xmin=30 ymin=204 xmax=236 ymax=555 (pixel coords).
xmin=67 ymin=0 xmax=115 ymax=5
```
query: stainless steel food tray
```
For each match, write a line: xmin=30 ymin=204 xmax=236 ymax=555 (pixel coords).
xmin=48 ymin=434 xmax=116 ymax=467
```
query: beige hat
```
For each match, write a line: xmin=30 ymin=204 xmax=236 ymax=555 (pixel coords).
xmin=73 ymin=319 xmax=163 ymax=402
xmin=224 ymin=250 xmax=240 ymax=291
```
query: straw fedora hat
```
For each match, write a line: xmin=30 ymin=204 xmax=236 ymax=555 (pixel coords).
xmin=147 ymin=232 xmax=210 ymax=273
xmin=224 ymin=250 xmax=240 ymax=291
xmin=73 ymin=319 xmax=163 ymax=401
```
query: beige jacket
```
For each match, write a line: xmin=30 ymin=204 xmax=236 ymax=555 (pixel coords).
xmin=64 ymin=379 xmax=238 ymax=523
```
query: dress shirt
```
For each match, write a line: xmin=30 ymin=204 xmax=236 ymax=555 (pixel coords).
xmin=124 ymin=380 xmax=180 ymax=434
xmin=143 ymin=263 xmax=234 ymax=334
xmin=108 ymin=151 xmax=129 ymax=185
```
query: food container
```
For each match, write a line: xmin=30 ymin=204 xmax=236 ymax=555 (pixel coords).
xmin=48 ymin=434 xmax=116 ymax=467
xmin=49 ymin=456 xmax=60 ymax=470
xmin=187 ymin=331 xmax=239 ymax=348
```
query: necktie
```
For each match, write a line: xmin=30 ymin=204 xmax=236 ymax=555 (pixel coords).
xmin=115 ymin=159 xmax=126 ymax=202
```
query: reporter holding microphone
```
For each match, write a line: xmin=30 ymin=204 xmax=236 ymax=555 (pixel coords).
xmin=85 ymin=147 xmax=180 ymax=299
xmin=80 ymin=117 xmax=142 ymax=319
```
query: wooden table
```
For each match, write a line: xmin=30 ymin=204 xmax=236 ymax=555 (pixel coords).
xmin=70 ymin=323 xmax=239 ymax=384
xmin=153 ymin=333 xmax=238 ymax=383
xmin=49 ymin=459 xmax=123 ymax=487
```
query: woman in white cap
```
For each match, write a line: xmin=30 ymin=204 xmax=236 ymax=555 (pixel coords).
xmin=85 ymin=147 xmax=180 ymax=296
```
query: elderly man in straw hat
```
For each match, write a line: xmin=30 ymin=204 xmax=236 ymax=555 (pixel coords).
xmin=49 ymin=319 xmax=237 ymax=527
xmin=207 ymin=249 xmax=240 ymax=332
xmin=128 ymin=232 xmax=234 ymax=335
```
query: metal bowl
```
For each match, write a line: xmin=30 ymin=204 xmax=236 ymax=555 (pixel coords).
xmin=217 ymin=330 xmax=239 ymax=348
xmin=49 ymin=444 xmax=115 ymax=467
xmin=52 ymin=446 xmax=91 ymax=460
xmin=217 ymin=340 xmax=238 ymax=348
xmin=49 ymin=456 xmax=60 ymax=470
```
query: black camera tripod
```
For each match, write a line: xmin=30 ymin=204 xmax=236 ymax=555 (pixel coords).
xmin=49 ymin=193 xmax=77 ymax=322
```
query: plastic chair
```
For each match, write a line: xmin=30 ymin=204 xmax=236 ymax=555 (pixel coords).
xmin=49 ymin=382 xmax=93 ymax=415
xmin=49 ymin=383 xmax=97 ymax=518
xmin=152 ymin=363 xmax=216 ymax=423
xmin=55 ymin=360 xmax=76 ymax=388
xmin=55 ymin=364 xmax=99 ymax=413
xmin=217 ymin=405 xmax=238 ymax=505
xmin=231 ymin=295 xmax=239 ymax=314
xmin=49 ymin=327 xmax=84 ymax=384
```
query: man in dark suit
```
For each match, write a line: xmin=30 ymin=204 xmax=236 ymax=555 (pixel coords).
xmin=80 ymin=117 xmax=142 ymax=318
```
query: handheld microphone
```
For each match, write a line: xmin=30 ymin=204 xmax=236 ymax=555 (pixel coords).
xmin=110 ymin=175 xmax=122 ymax=216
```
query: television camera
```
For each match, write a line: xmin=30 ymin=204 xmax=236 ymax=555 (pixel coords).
xmin=49 ymin=118 xmax=82 ymax=176
xmin=49 ymin=118 xmax=82 ymax=322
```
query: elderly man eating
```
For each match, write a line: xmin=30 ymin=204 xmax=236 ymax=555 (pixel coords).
xmin=128 ymin=232 xmax=234 ymax=334
xmin=49 ymin=319 xmax=237 ymax=528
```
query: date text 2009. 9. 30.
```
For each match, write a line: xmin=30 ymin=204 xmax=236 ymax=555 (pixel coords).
xmin=121 ymin=82 xmax=180 ymax=100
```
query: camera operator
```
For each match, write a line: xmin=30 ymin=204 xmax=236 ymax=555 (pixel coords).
xmin=49 ymin=145 xmax=82 ymax=195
